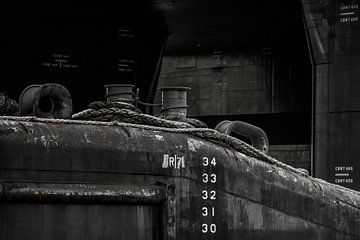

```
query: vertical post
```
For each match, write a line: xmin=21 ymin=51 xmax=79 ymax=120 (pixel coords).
xmin=160 ymin=87 xmax=190 ymax=120
xmin=104 ymin=84 xmax=136 ymax=104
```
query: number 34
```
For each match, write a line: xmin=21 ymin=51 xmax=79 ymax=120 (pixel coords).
xmin=202 ymin=157 xmax=217 ymax=166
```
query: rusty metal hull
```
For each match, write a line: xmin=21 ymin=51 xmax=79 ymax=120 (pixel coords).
xmin=0 ymin=118 xmax=359 ymax=239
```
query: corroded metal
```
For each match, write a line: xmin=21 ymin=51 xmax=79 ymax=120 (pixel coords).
xmin=160 ymin=87 xmax=190 ymax=120
xmin=0 ymin=118 xmax=360 ymax=239
xmin=104 ymin=84 xmax=136 ymax=104
xmin=0 ymin=182 xmax=167 ymax=204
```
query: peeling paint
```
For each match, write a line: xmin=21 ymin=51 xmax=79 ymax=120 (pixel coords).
xmin=1 ymin=118 xmax=360 ymax=237
xmin=84 ymin=133 xmax=91 ymax=143
xmin=2 ymin=182 xmax=167 ymax=204
xmin=292 ymin=176 xmax=298 ymax=183
xmin=278 ymin=170 xmax=289 ymax=180
xmin=40 ymin=136 xmax=47 ymax=147
xmin=32 ymin=135 xmax=59 ymax=147
xmin=21 ymin=122 xmax=34 ymax=127
xmin=10 ymin=127 xmax=18 ymax=132
xmin=155 ymin=135 xmax=164 ymax=141
xmin=187 ymin=138 xmax=205 ymax=152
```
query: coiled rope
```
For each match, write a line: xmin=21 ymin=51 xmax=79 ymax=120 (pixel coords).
xmin=73 ymin=101 xmax=193 ymax=129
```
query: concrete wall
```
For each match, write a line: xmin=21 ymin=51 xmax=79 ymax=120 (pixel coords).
xmin=302 ymin=0 xmax=360 ymax=190
xmin=155 ymin=51 xmax=311 ymax=116
xmin=268 ymin=145 xmax=311 ymax=172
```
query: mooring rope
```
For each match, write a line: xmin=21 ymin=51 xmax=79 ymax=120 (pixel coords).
xmin=70 ymin=101 xmax=315 ymax=177
xmin=72 ymin=101 xmax=360 ymax=198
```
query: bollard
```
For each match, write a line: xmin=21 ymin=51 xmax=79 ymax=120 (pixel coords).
xmin=104 ymin=84 xmax=136 ymax=104
xmin=160 ymin=87 xmax=190 ymax=120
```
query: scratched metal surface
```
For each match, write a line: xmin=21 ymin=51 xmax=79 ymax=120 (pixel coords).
xmin=0 ymin=119 xmax=360 ymax=239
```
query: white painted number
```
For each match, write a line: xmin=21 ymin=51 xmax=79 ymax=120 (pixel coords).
xmin=201 ymin=156 xmax=218 ymax=235
xmin=210 ymin=224 xmax=216 ymax=233
xmin=201 ymin=207 xmax=215 ymax=217
xmin=202 ymin=173 xmax=216 ymax=183
xmin=201 ymin=223 xmax=208 ymax=233
xmin=202 ymin=207 xmax=208 ymax=216
xmin=211 ymin=157 xmax=216 ymax=166
xmin=210 ymin=190 xmax=216 ymax=200
xmin=202 ymin=173 xmax=208 ymax=183
xmin=201 ymin=224 xmax=217 ymax=233
xmin=202 ymin=190 xmax=216 ymax=200
xmin=202 ymin=190 xmax=208 ymax=200
xmin=202 ymin=157 xmax=209 ymax=166
xmin=210 ymin=174 xmax=216 ymax=183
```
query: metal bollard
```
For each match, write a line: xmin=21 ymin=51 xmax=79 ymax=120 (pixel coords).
xmin=19 ymin=83 xmax=72 ymax=119
xmin=160 ymin=87 xmax=190 ymax=120
xmin=104 ymin=84 xmax=136 ymax=104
